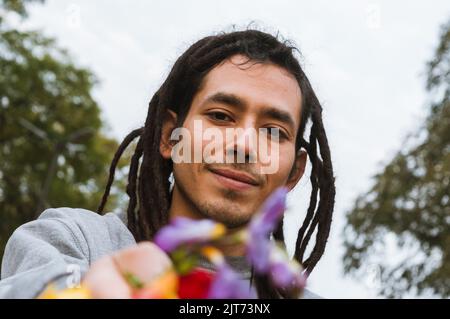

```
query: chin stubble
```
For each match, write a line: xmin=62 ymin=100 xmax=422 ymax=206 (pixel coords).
xmin=175 ymin=176 xmax=252 ymax=228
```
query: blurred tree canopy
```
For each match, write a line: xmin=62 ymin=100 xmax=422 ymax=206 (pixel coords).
xmin=343 ymin=21 xmax=450 ymax=298
xmin=0 ymin=0 xmax=129 ymax=261
xmin=0 ymin=0 xmax=43 ymax=18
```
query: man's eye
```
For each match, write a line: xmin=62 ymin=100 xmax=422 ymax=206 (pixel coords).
xmin=265 ymin=127 xmax=288 ymax=140
xmin=207 ymin=112 xmax=233 ymax=122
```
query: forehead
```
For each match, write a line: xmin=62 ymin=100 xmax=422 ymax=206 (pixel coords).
xmin=193 ymin=55 xmax=302 ymax=123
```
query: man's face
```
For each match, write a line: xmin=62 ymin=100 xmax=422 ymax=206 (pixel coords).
xmin=161 ymin=54 xmax=305 ymax=228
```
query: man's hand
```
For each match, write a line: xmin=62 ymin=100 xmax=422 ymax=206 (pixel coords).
xmin=82 ymin=242 xmax=172 ymax=298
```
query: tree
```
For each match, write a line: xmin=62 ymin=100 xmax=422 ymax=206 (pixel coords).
xmin=0 ymin=0 xmax=128 ymax=261
xmin=343 ymin=21 xmax=450 ymax=298
xmin=0 ymin=0 xmax=43 ymax=18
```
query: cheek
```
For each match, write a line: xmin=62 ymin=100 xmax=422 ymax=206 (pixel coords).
xmin=172 ymin=163 xmax=187 ymax=186
xmin=173 ymin=163 xmax=201 ymax=182
xmin=268 ymin=147 xmax=296 ymax=184
xmin=172 ymin=162 xmax=204 ymax=192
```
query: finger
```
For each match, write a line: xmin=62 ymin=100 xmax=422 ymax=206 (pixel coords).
xmin=83 ymin=256 xmax=132 ymax=299
xmin=112 ymin=242 xmax=173 ymax=284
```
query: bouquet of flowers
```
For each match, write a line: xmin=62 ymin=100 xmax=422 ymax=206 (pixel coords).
xmin=39 ymin=187 xmax=306 ymax=299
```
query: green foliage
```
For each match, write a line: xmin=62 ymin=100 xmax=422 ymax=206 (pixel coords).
xmin=343 ymin=21 xmax=450 ymax=298
xmin=0 ymin=1 xmax=128 ymax=260
xmin=0 ymin=0 xmax=43 ymax=18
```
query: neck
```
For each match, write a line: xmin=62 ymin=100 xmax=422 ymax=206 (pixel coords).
xmin=168 ymin=183 xmax=246 ymax=257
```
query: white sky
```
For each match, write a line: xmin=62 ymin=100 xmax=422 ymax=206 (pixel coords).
xmin=14 ymin=0 xmax=450 ymax=298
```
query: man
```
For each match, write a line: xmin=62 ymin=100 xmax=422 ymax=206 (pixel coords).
xmin=0 ymin=29 xmax=335 ymax=298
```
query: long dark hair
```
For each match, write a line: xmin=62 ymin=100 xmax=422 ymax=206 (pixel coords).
xmin=97 ymin=29 xmax=336 ymax=298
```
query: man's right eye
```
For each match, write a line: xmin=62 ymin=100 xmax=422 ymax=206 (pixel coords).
xmin=207 ymin=112 xmax=233 ymax=122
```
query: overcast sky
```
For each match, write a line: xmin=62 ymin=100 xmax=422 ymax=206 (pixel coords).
xmin=14 ymin=0 xmax=450 ymax=298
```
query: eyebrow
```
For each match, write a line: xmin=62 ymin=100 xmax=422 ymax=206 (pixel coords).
xmin=206 ymin=92 xmax=246 ymax=109
xmin=204 ymin=92 xmax=297 ymax=131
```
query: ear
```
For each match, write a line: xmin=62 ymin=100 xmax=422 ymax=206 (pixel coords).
xmin=159 ymin=109 xmax=178 ymax=160
xmin=285 ymin=149 xmax=307 ymax=191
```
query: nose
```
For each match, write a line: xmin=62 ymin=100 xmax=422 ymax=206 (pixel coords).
xmin=225 ymin=125 xmax=258 ymax=164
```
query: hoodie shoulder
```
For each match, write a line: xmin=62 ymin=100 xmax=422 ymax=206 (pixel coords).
xmin=37 ymin=207 xmax=136 ymax=261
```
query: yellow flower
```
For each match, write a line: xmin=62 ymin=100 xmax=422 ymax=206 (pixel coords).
xmin=132 ymin=269 xmax=179 ymax=299
xmin=38 ymin=284 xmax=92 ymax=299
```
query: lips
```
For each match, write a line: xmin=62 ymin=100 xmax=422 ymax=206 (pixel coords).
xmin=208 ymin=167 xmax=260 ymax=189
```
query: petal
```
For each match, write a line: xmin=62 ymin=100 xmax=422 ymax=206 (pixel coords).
xmin=249 ymin=187 xmax=288 ymax=237
xmin=246 ymin=187 xmax=288 ymax=272
xmin=207 ymin=263 xmax=256 ymax=299
xmin=268 ymin=245 xmax=306 ymax=290
xmin=246 ymin=236 xmax=271 ymax=272
xmin=178 ymin=268 xmax=215 ymax=299
xmin=154 ymin=218 xmax=226 ymax=252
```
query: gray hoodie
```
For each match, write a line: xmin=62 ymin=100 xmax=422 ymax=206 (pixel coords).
xmin=0 ymin=207 xmax=321 ymax=299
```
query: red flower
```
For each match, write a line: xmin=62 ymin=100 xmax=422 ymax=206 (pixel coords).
xmin=178 ymin=268 xmax=215 ymax=299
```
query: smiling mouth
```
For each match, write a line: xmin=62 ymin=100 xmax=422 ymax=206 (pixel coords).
xmin=208 ymin=167 xmax=260 ymax=191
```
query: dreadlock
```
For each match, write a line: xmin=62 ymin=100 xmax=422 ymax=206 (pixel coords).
xmin=97 ymin=29 xmax=336 ymax=298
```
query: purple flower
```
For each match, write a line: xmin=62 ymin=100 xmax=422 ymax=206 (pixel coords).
xmin=249 ymin=187 xmax=288 ymax=237
xmin=245 ymin=187 xmax=306 ymax=292
xmin=246 ymin=236 xmax=271 ymax=273
xmin=207 ymin=263 xmax=256 ymax=299
xmin=267 ymin=245 xmax=306 ymax=290
xmin=154 ymin=217 xmax=226 ymax=252
xmin=247 ymin=240 xmax=306 ymax=292
xmin=246 ymin=187 xmax=288 ymax=272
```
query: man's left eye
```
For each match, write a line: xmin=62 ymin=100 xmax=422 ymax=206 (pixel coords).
xmin=208 ymin=112 xmax=233 ymax=122
xmin=265 ymin=127 xmax=288 ymax=140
